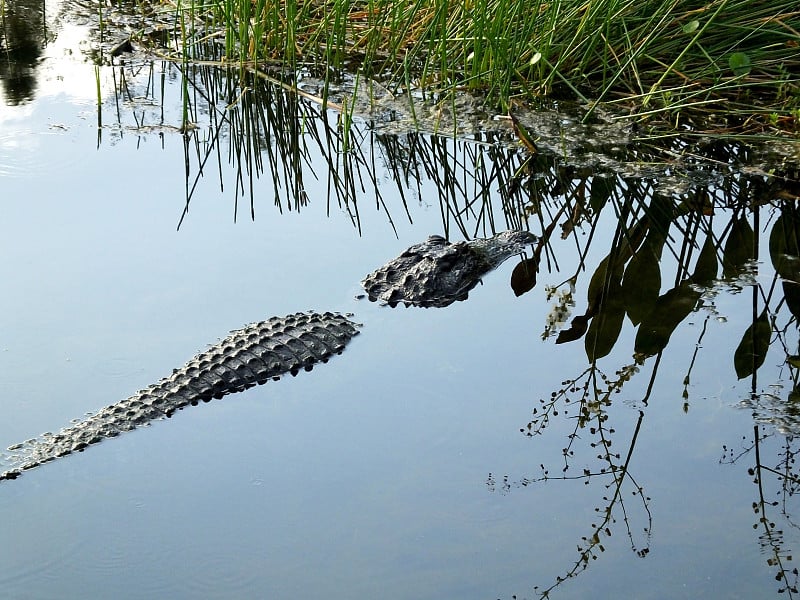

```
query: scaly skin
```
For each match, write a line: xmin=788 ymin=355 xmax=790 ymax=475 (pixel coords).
xmin=1 ymin=312 xmax=359 ymax=481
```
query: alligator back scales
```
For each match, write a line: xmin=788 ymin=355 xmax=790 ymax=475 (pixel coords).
xmin=1 ymin=312 xmax=359 ymax=481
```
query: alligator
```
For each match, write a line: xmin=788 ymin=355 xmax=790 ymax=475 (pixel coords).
xmin=0 ymin=231 xmax=537 ymax=482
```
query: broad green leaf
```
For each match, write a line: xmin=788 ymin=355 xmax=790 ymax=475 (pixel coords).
xmin=622 ymin=244 xmax=661 ymax=326
xmin=729 ymin=52 xmax=751 ymax=76
xmin=585 ymin=252 xmax=627 ymax=360
xmin=556 ymin=314 xmax=590 ymax=344
xmin=691 ymin=232 xmax=719 ymax=285
xmin=769 ymin=209 xmax=800 ymax=281
xmin=644 ymin=194 xmax=676 ymax=245
xmin=682 ymin=20 xmax=699 ymax=34
xmin=734 ymin=310 xmax=771 ymax=379
xmin=510 ymin=258 xmax=538 ymax=296
xmin=722 ymin=217 xmax=755 ymax=278
xmin=585 ymin=278 xmax=626 ymax=361
xmin=618 ymin=216 xmax=651 ymax=261
xmin=634 ymin=283 xmax=700 ymax=357
xmin=587 ymin=254 xmax=623 ymax=311
xmin=590 ymin=177 xmax=613 ymax=213
xmin=783 ymin=282 xmax=800 ymax=321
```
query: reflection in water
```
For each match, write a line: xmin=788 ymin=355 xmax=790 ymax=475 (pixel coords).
xmin=99 ymin=55 xmax=800 ymax=596
xmin=0 ymin=5 xmax=796 ymax=587
xmin=104 ymin=59 xmax=553 ymax=234
xmin=722 ymin=426 xmax=800 ymax=595
xmin=507 ymin=186 xmax=800 ymax=595
xmin=0 ymin=0 xmax=47 ymax=104
xmin=490 ymin=391 xmax=653 ymax=598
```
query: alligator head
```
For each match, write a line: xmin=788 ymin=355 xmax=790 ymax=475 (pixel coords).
xmin=360 ymin=230 xmax=538 ymax=308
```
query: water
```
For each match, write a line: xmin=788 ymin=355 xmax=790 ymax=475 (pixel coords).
xmin=2 ymin=4 xmax=800 ymax=599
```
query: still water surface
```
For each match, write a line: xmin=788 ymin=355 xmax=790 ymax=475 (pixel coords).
xmin=1 ymin=7 xmax=799 ymax=599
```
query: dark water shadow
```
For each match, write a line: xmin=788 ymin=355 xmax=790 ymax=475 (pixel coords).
xmin=0 ymin=0 xmax=48 ymax=103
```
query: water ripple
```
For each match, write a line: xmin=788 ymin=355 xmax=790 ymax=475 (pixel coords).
xmin=0 ymin=128 xmax=82 ymax=178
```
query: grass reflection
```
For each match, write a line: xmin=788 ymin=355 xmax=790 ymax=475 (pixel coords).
xmin=105 ymin=57 xmax=542 ymax=235
xmin=104 ymin=57 xmax=800 ymax=596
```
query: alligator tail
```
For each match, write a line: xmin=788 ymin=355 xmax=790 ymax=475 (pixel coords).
xmin=1 ymin=312 xmax=359 ymax=481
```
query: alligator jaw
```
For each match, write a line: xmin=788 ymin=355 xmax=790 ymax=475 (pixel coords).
xmin=470 ymin=230 xmax=538 ymax=268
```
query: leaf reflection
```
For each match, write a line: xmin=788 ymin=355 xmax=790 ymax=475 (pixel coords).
xmin=734 ymin=309 xmax=772 ymax=380
xmin=104 ymin=55 xmax=800 ymax=598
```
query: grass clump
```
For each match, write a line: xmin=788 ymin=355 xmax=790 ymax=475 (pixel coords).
xmin=161 ymin=0 xmax=800 ymax=128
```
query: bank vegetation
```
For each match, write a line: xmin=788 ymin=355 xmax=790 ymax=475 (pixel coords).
xmin=156 ymin=0 xmax=799 ymax=131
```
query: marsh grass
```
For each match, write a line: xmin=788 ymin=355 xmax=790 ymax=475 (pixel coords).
xmin=154 ymin=0 xmax=799 ymax=128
